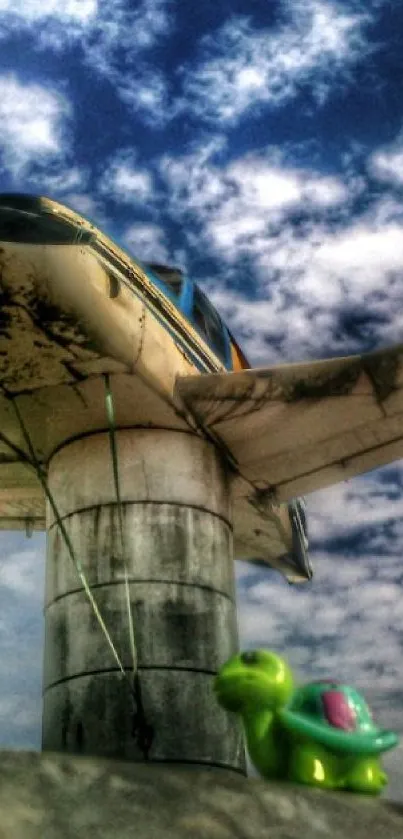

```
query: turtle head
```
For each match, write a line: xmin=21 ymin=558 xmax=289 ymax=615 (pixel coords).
xmin=214 ymin=649 xmax=294 ymax=713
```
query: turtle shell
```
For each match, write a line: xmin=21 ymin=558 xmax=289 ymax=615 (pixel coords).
xmin=279 ymin=681 xmax=398 ymax=756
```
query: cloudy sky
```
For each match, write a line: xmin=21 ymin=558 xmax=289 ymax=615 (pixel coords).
xmin=0 ymin=0 xmax=403 ymax=798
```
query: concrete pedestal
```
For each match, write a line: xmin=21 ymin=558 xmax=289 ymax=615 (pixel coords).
xmin=1 ymin=750 xmax=402 ymax=839
xmin=42 ymin=429 xmax=245 ymax=772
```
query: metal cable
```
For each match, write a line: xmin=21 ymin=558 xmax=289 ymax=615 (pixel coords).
xmin=103 ymin=374 xmax=154 ymax=759
xmin=103 ymin=374 xmax=137 ymax=677
xmin=8 ymin=396 xmax=132 ymax=686
xmin=7 ymin=388 xmax=154 ymax=758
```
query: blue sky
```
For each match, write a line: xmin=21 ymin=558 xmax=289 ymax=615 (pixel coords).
xmin=0 ymin=0 xmax=403 ymax=793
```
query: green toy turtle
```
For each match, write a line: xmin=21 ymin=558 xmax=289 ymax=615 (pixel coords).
xmin=214 ymin=649 xmax=399 ymax=794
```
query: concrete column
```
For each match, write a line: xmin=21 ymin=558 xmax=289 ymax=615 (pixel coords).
xmin=42 ymin=429 xmax=246 ymax=773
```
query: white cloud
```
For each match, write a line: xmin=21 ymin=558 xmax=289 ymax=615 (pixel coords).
xmin=361 ymin=193 xmax=403 ymax=227
xmin=227 ymin=161 xmax=302 ymax=210
xmin=369 ymin=143 xmax=403 ymax=187
xmin=202 ymin=162 xmax=351 ymax=263
xmin=180 ymin=0 xmax=373 ymax=123
xmin=36 ymin=166 xmax=87 ymax=194
xmin=0 ymin=0 xmax=172 ymax=124
xmin=0 ymin=547 xmax=45 ymax=601
xmin=160 ymin=138 xmax=229 ymax=215
xmin=124 ymin=222 xmax=169 ymax=262
xmin=0 ymin=538 xmax=44 ymax=748
xmin=98 ymin=150 xmax=153 ymax=204
xmin=303 ymin=176 xmax=350 ymax=206
xmin=236 ymin=545 xmax=403 ymax=693
xmin=115 ymin=70 xmax=171 ymax=127
xmin=161 ymin=145 xmax=351 ymax=232
xmin=234 ymin=459 xmax=403 ymax=728
xmin=161 ymin=143 xmax=403 ymax=364
xmin=0 ymin=0 xmax=169 ymax=48
xmin=0 ymin=74 xmax=71 ymax=177
xmin=0 ymin=0 xmax=96 ymax=26
xmin=313 ymin=224 xmax=403 ymax=282
xmin=306 ymin=470 xmax=403 ymax=543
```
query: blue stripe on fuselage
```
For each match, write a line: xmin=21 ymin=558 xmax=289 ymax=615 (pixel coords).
xmin=138 ymin=266 xmax=227 ymax=374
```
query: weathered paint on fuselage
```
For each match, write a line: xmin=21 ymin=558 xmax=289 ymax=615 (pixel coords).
xmin=0 ymin=194 xmax=248 ymax=529
xmin=1 ymin=194 xmax=249 ymax=376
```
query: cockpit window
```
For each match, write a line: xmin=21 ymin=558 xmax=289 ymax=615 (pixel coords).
xmin=192 ymin=284 xmax=227 ymax=363
xmin=0 ymin=194 xmax=42 ymax=212
xmin=0 ymin=195 xmax=93 ymax=245
xmin=146 ymin=263 xmax=183 ymax=296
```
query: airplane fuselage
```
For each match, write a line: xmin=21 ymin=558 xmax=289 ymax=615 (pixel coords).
xmin=0 ymin=193 xmax=310 ymax=582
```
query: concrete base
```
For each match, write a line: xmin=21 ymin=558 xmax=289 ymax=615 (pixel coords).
xmin=43 ymin=429 xmax=244 ymax=770
xmin=0 ymin=750 xmax=401 ymax=839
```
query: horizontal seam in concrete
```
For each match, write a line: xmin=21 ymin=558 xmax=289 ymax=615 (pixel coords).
xmin=47 ymin=500 xmax=233 ymax=531
xmin=46 ymin=425 xmax=208 ymax=465
xmin=43 ymin=665 xmax=221 ymax=692
xmin=44 ymin=578 xmax=236 ymax=609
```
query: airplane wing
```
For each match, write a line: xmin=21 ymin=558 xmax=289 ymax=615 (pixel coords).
xmin=0 ymin=458 xmax=44 ymax=534
xmin=175 ymin=343 xmax=403 ymax=501
xmin=232 ymin=485 xmax=311 ymax=584
xmin=175 ymin=343 xmax=403 ymax=579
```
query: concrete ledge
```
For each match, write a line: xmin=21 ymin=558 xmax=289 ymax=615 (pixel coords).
xmin=0 ymin=750 xmax=402 ymax=838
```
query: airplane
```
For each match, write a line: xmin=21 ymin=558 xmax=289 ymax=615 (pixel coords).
xmin=0 ymin=193 xmax=402 ymax=584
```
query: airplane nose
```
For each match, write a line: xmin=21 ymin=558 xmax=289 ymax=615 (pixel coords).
xmin=0 ymin=194 xmax=92 ymax=245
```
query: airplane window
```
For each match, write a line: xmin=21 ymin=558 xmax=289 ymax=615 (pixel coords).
xmin=146 ymin=263 xmax=183 ymax=296
xmin=193 ymin=285 xmax=227 ymax=363
xmin=0 ymin=207 xmax=92 ymax=245
xmin=192 ymin=288 xmax=207 ymax=335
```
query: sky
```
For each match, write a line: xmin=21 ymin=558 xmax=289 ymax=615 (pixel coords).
xmin=0 ymin=0 xmax=403 ymax=798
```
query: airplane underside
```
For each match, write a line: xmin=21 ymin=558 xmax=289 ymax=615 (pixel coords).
xmin=4 ymin=195 xmax=403 ymax=584
xmin=0 ymin=235 xmax=308 ymax=582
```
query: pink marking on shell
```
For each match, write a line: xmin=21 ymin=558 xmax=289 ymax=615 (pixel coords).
xmin=321 ymin=690 xmax=357 ymax=731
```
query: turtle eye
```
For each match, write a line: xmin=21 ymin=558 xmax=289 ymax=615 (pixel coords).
xmin=240 ymin=651 xmax=259 ymax=665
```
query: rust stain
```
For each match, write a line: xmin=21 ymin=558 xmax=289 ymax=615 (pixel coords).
xmin=363 ymin=349 xmax=401 ymax=403
xmin=0 ymin=258 xmax=103 ymax=391
xmin=0 ymin=286 xmax=14 ymax=339
xmin=132 ymin=302 xmax=146 ymax=370
xmin=26 ymin=290 xmax=99 ymax=354
xmin=1 ymin=256 xmax=99 ymax=355
xmin=249 ymin=484 xmax=278 ymax=514
xmin=282 ymin=362 xmax=362 ymax=402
